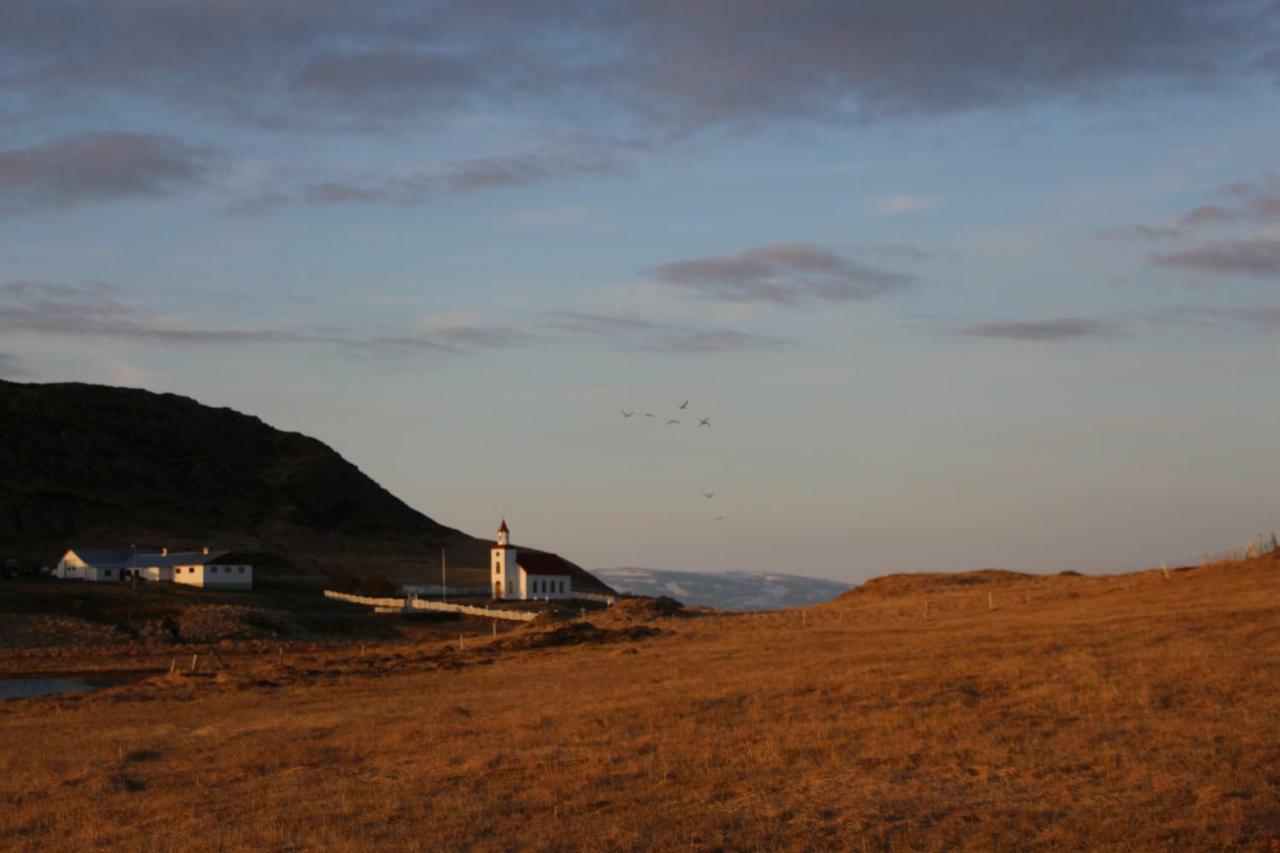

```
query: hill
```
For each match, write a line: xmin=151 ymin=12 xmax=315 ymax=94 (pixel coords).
xmin=596 ymin=566 xmax=850 ymax=609
xmin=0 ymin=380 xmax=610 ymax=593
xmin=0 ymin=552 xmax=1275 ymax=848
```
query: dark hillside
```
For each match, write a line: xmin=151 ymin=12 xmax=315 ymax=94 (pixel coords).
xmin=0 ymin=380 xmax=611 ymax=593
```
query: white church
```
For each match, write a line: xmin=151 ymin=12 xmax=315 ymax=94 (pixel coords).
xmin=491 ymin=520 xmax=573 ymax=601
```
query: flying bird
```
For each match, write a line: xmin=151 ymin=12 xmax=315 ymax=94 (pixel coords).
xmin=645 ymin=413 xmax=654 ymax=418
xmin=713 ymin=515 xmax=727 ymax=522
xmin=621 ymin=410 xmax=634 ymax=418
xmin=678 ymin=400 xmax=689 ymax=409
xmin=666 ymin=419 xmax=680 ymax=426
xmin=697 ymin=417 xmax=711 ymax=428
xmin=701 ymin=491 xmax=715 ymax=499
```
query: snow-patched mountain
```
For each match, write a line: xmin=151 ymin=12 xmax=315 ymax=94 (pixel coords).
xmin=594 ymin=567 xmax=851 ymax=610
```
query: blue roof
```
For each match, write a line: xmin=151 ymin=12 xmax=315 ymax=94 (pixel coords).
xmin=67 ymin=548 xmax=228 ymax=568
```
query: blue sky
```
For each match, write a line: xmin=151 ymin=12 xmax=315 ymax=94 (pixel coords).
xmin=3 ymin=1 xmax=1278 ymax=581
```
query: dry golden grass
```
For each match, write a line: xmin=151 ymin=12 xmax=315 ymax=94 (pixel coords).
xmin=2 ymin=555 xmax=1278 ymax=851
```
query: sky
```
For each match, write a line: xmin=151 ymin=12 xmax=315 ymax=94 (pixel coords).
xmin=2 ymin=1 xmax=1279 ymax=582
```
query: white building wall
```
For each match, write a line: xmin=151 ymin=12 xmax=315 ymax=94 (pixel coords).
xmin=205 ymin=563 xmax=252 ymax=589
xmin=173 ymin=564 xmax=253 ymax=590
xmin=55 ymin=551 xmax=85 ymax=580
xmin=521 ymin=573 xmax=571 ymax=600
xmin=137 ymin=565 xmax=173 ymax=582
xmin=492 ymin=547 xmax=520 ymax=599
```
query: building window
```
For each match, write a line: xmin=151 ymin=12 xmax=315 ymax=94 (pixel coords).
xmin=210 ymin=566 xmax=218 ymax=573
xmin=103 ymin=570 xmax=112 ymax=578
xmin=238 ymin=566 xmax=245 ymax=574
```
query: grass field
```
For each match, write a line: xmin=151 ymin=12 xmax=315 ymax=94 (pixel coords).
xmin=1 ymin=554 xmax=1278 ymax=850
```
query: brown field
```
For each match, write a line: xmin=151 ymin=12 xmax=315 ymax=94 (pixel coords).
xmin=2 ymin=555 xmax=1278 ymax=851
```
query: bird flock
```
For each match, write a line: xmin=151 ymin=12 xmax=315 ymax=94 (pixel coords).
xmin=621 ymin=399 xmax=723 ymax=522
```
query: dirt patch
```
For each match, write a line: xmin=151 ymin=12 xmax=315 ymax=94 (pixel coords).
xmin=496 ymin=621 xmax=664 ymax=650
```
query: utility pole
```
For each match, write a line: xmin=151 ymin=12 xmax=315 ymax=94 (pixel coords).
xmin=441 ymin=547 xmax=447 ymax=602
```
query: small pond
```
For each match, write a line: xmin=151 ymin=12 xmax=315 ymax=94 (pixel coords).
xmin=0 ymin=673 xmax=149 ymax=700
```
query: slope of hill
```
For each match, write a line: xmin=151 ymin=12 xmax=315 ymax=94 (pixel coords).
xmin=1 ymin=552 xmax=1276 ymax=848
xmin=0 ymin=379 xmax=610 ymax=592
xmin=595 ymin=567 xmax=850 ymax=609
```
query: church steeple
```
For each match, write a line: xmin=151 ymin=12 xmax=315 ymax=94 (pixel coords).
xmin=496 ymin=518 xmax=509 ymax=547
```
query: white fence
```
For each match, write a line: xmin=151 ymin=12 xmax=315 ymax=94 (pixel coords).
xmin=408 ymin=598 xmax=539 ymax=622
xmin=323 ymin=589 xmax=539 ymax=622
xmin=573 ymin=591 xmax=617 ymax=606
xmin=324 ymin=590 xmax=404 ymax=608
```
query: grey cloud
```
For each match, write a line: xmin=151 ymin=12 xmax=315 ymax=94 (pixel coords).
xmin=293 ymin=50 xmax=481 ymax=106
xmin=0 ymin=352 xmax=25 ymax=378
xmin=2 ymin=281 xmax=764 ymax=358
xmin=1155 ymin=304 xmax=1280 ymax=333
xmin=957 ymin=318 xmax=1122 ymax=342
xmin=651 ymin=243 xmax=911 ymax=304
xmin=0 ymin=281 xmax=511 ymax=355
xmin=290 ymin=143 xmax=625 ymax=209
xmin=1152 ymin=238 xmax=1280 ymax=278
xmin=551 ymin=311 xmax=784 ymax=353
xmin=857 ymin=243 xmax=945 ymax=262
xmin=1095 ymin=223 xmax=1185 ymax=241
xmin=1103 ymin=175 xmax=1280 ymax=241
xmin=2 ymin=1 xmax=1275 ymax=133
xmin=0 ymin=132 xmax=213 ymax=213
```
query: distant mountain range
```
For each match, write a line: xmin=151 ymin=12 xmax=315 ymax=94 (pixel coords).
xmin=595 ymin=567 xmax=851 ymax=610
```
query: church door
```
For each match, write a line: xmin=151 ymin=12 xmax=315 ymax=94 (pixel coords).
xmin=494 ymin=581 xmax=502 ymax=600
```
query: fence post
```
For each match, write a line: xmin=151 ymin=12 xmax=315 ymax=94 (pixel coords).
xmin=190 ymin=654 xmax=198 ymax=673
xmin=987 ymin=593 xmax=994 ymax=611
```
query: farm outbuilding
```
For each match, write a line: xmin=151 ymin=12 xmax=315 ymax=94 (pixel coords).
xmin=53 ymin=547 xmax=253 ymax=590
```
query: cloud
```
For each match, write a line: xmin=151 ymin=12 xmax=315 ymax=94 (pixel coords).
xmin=856 ymin=243 xmax=947 ymax=262
xmin=650 ymin=243 xmax=912 ymax=305
xmin=1101 ymin=175 xmax=1280 ymax=241
xmin=551 ymin=311 xmax=784 ymax=352
xmin=0 ymin=352 xmax=25 ymax=378
xmin=1095 ymin=223 xmax=1185 ymax=241
xmin=2 ymin=2 xmax=1275 ymax=133
xmin=0 ymin=281 xmax=506 ymax=355
xmin=0 ymin=132 xmax=214 ymax=214
xmin=956 ymin=318 xmax=1122 ymax=342
xmin=874 ymin=195 xmax=943 ymax=216
xmin=1 ymin=281 xmax=772 ymax=359
xmin=292 ymin=49 xmax=481 ymax=110
xmin=1152 ymin=238 xmax=1280 ymax=278
xmin=232 ymin=142 xmax=627 ymax=211
xmin=1155 ymin=305 xmax=1280 ymax=333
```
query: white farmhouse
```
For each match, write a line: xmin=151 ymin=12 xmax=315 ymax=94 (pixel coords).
xmin=53 ymin=547 xmax=253 ymax=590
xmin=491 ymin=520 xmax=573 ymax=600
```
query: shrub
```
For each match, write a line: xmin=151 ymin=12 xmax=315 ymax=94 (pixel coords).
xmin=359 ymin=573 xmax=397 ymax=598
xmin=326 ymin=572 xmax=360 ymax=594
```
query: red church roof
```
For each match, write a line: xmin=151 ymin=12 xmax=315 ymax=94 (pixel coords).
xmin=516 ymin=552 xmax=573 ymax=576
xmin=498 ymin=519 xmax=509 ymax=533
